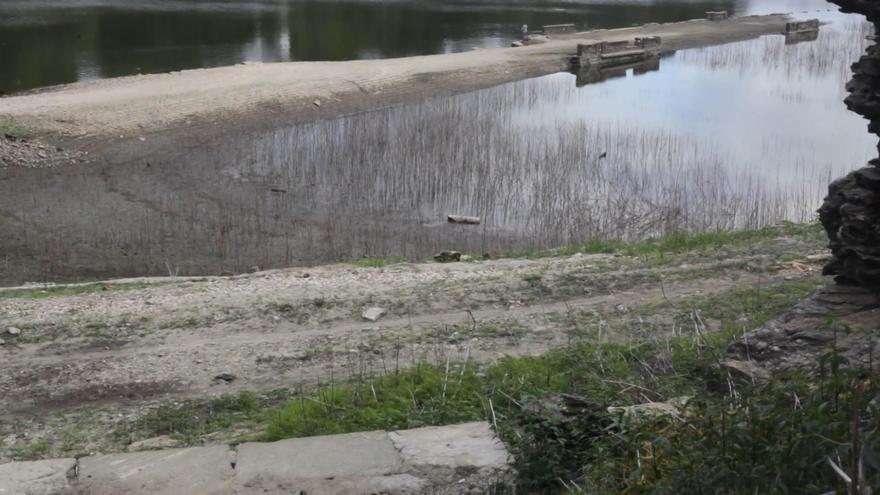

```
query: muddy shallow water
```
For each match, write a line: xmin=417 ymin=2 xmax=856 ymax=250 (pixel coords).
xmin=0 ymin=5 xmax=876 ymax=285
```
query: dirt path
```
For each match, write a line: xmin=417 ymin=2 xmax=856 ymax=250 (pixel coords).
xmin=0 ymin=229 xmax=828 ymax=419
xmin=0 ymin=14 xmax=789 ymax=143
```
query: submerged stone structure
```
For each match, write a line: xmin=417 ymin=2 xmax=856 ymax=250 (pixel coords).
xmin=818 ymin=0 xmax=880 ymax=291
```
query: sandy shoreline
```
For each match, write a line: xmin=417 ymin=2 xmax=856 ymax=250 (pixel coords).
xmin=0 ymin=14 xmax=791 ymax=145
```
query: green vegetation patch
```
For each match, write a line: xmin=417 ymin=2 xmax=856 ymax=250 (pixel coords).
xmin=499 ymin=222 xmax=824 ymax=260
xmin=0 ymin=282 xmax=149 ymax=299
xmin=353 ymin=257 xmax=408 ymax=268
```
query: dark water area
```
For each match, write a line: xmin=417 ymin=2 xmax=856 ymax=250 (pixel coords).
xmin=0 ymin=0 xmax=829 ymax=94
xmin=0 ymin=5 xmax=874 ymax=285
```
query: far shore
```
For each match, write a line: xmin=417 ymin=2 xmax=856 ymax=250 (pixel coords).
xmin=0 ymin=13 xmax=792 ymax=147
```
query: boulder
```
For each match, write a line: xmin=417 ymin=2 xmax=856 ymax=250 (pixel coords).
xmin=819 ymin=0 xmax=880 ymax=292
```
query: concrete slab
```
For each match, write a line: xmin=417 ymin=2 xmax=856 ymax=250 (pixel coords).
xmin=234 ymin=474 xmax=426 ymax=495
xmin=76 ymin=445 xmax=234 ymax=494
xmin=389 ymin=422 xmax=509 ymax=469
xmin=234 ymin=430 xmax=404 ymax=493
xmin=0 ymin=458 xmax=77 ymax=495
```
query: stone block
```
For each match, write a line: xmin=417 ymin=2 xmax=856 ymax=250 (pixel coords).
xmin=234 ymin=430 xmax=404 ymax=493
xmin=0 ymin=458 xmax=77 ymax=495
xmin=76 ymin=445 xmax=235 ymax=494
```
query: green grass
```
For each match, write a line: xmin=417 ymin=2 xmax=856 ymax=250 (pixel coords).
xmin=9 ymin=441 xmax=51 ymax=461
xmin=344 ymin=224 xmax=823 ymax=269
xmin=498 ymin=222 xmax=824 ymax=260
xmin=255 ymin=280 xmax=831 ymax=491
xmin=0 ymin=120 xmax=36 ymax=140
xmin=353 ymin=257 xmax=408 ymax=268
xmin=112 ymin=277 xmax=876 ymax=493
xmin=118 ymin=392 xmax=262 ymax=445
xmin=0 ymin=282 xmax=149 ymax=299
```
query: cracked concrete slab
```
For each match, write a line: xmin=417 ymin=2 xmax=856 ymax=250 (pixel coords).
xmin=76 ymin=445 xmax=235 ymax=494
xmin=233 ymin=430 xmax=405 ymax=493
xmin=390 ymin=422 xmax=510 ymax=469
xmin=0 ymin=458 xmax=77 ymax=495
xmin=0 ymin=422 xmax=512 ymax=494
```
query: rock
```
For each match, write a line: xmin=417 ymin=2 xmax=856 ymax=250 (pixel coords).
xmin=362 ymin=307 xmax=387 ymax=322
xmin=213 ymin=373 xmax=236 ymax=382
xmin=818 ymin=0 xmax=880 ymax=292
xmin=434 ymin=251 xmax=462 ymax=263
xmin=510 ymin=41 xmax=523 ymax=47
xmin=723 ymin=284 xmax=880 ymax=382
xmin=313 ymin=99 xmax=321 ymax=107
xmin=722 ymin=359 xmax=772 ymax=383
xmin=126 ymin=435 xmax=184 ymax=452
xmin=7 ymin=326 xmax=21 ymax=336
xmin=523 ymin=34 xmax=550 ymax=45
xmin=0 ymin=338 xmax=5 ymax=346
xmin=0 ymin=458 xmax=78 ymax=495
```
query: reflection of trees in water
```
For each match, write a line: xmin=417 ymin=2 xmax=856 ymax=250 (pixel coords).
xmin=677 ymin=15 xmax=872 ymax=81
xmin=0 ymin=67 xmax=851 ymax=284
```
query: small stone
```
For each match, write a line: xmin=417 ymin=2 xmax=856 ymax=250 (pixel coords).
xmin=0 ymin=338 xmax=4 ymax=345
xmin=362 ymin=307 xmax=387 ymax=322
xmin=510 ymin=41 xmax=523 ymax=47
xmin=7 ymin=327 xmax=21 ymax=336
xmin=614 ymin=304 xmax=629 ymax=314
xmin=214 ymin=373 xmax=236 ymax=383
xmin=313 ymin=99 xmax=322 ymax=107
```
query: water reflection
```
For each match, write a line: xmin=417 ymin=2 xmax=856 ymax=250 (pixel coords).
xmin=0 ymin=0 xmax=813 ymax=94
xmin=0 ymin=9 xmax=874 ymax=285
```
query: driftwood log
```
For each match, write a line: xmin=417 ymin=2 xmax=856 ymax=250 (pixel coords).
xmin=447 ymin=215 xmax=481 ymax=225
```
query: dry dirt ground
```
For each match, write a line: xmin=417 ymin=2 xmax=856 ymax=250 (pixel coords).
xmin=0 ymin=228 xmax=828 ymax=459
xmin=0 ymin=14 xmax=790 ymax=145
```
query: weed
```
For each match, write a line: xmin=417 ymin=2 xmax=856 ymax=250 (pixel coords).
xmin=0 ymin=282 xmax=149 ymax=299
xmin=119 ymin=392 xmax=261 ymax=445
xmin=353 ymin=257 xmax=407 ymax=268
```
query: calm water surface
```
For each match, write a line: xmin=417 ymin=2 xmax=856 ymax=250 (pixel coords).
xmin=0 ymin=4 xmax=874 ymax=284
xmin=0 ymin=0 xmax=835 ymax=93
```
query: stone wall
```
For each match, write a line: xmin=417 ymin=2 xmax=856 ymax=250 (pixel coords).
xmin=818 ymin=1 xmax=880 ymax=292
